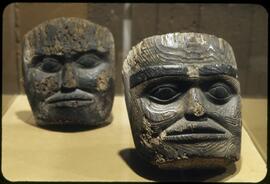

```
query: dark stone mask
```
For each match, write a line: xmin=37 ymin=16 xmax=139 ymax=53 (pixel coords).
xmin=22 ymin=17 xmax=115 ymax=126
xmin=122 ymin=33 xmax=241 ymax=169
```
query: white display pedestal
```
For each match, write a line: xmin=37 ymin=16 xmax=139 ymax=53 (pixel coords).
xmin=2 ymin=95 xmax=267 ymax=182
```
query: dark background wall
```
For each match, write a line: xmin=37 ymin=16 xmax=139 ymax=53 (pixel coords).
xmin=3 ymin=3 xmax=268 ymax=97
xmin=87 ymin=3 xmax=268 ymax=97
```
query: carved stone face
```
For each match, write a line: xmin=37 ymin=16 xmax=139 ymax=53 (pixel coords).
xmin=22 ymin=17 xmax=115 ymax=126
xmin=122 ymin=33 xmax=241 ymax=169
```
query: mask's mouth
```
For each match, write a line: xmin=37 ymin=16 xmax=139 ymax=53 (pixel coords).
xmin=161 ymin=119 xmax=231 ymax=143
xmin=45 ymin=89 xmax=94 ymax=107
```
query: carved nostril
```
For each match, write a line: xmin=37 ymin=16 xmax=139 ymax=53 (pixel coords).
xmin=88 ymin=97 xmax=94 ymax=103
xmin=61 ymin=87 xmax=75 ymax=93
xmin=185 ymin=113 xmax=207 ymax=121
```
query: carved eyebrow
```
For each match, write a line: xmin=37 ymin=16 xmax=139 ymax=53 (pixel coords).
xmin=199 ymin=64 xmax=238 ymax=78
xmin=129 ymin=65 xmax=188 ymax=88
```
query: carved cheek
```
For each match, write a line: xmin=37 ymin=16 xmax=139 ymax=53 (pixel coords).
xmin=217 ymin=96 xmax=241 ymax=126
xmin=222 ymin=97 xmax=240 ymax=117
xmin=96 ymin=70 xmax=111 ymax=92
xmin=205 ymin=95 xmax=242 ymax=135
xmin=206 ymin=95 xmax=240 ymax=119
xmin=139 ymin=97 xmax=185 ymax=122
xmin=77 ymin=63 xmax=112 ymax=92
xmin=29 ymin=70 xmax=59 ymax=98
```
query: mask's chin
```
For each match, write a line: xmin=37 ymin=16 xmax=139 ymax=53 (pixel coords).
xmin=137 ymin=116 xmax=238 ymax=169
xmin=35 ymin=98 xmax=107 ymax=126
xmin=46 ymin=100 xmax=94 ymax=108
xmin=31 ymin=86 xmax=114 ymax=126
xmin=146 ymin=137 xmax=237 ymax=170
xmin=154 ymin=157 xmax=234 ymax=170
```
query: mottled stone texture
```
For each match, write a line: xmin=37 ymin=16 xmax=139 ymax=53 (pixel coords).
xmin=122 ymin=33 xmax=241 ymax=169
xmin=22 ymin=17 xmax=115 ymax=126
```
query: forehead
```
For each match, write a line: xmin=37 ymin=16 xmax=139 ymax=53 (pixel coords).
xmin=123 ymin=33 xmax=238 ymax=88
xmin=23 ymin=18 xmax=114 ymax=63
xmin=123 ymin=32 xmax=237 ymax=76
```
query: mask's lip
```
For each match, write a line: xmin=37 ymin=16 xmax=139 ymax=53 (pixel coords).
xmin=162 ymin=119 xmax=231 ymax=142
xmin=45 ymin=89 xmax=94 ymax=104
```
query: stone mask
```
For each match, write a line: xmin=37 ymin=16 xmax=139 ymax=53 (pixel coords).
xmin=122 ymin=33 xmax=241 ymax=169
xmin=22 ymin=17 xmax=115 ymax=126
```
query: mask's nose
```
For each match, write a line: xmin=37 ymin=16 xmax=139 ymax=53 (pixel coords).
xmin=61 ymin=63 xmax=77 ymax=92
xmin=184 ymin=88 xmax=206 ymax=120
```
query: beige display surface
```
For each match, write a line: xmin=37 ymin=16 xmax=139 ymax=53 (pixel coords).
xmin=2 ymin=95 xmax=267 ymax=182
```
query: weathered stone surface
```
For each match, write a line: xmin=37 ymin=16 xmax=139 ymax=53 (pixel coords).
xmin=122 ymin=32 xmax=241 ymax=169
xmin=22 ymin=17 xmax=115 ymax=126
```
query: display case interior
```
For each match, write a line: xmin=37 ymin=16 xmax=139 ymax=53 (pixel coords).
xmin=2 ymin=3 xmax=267 ymax=182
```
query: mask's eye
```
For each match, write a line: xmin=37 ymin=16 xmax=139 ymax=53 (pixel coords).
xmin=76 ymin=54 xmax=101 ymax=68
xmin=206 ymin=83 xmax=233 ymax=104
xmin=39 ymin=58 xmax=61 ymax=73
xmin=147 ymin=84 xmax=181 ymax=104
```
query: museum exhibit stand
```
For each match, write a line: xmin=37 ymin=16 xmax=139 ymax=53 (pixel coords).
xmin=1 ymin=95 xmax=267 ymax=182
